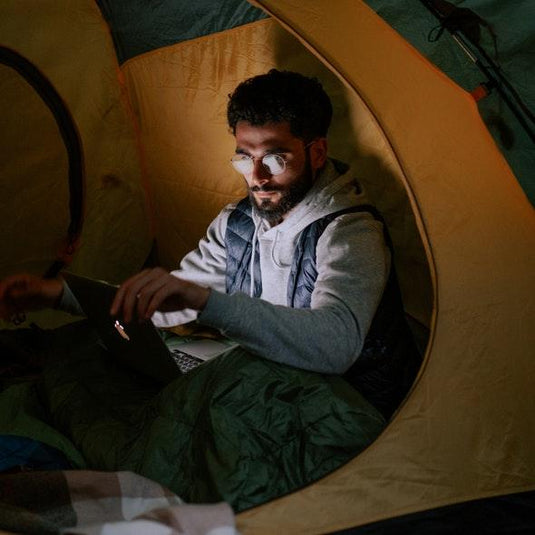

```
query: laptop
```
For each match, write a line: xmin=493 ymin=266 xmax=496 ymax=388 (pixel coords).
xmin=62 ymin=271 xmax=238 ymax=383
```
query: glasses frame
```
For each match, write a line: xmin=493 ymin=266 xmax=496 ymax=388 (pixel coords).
xmin=230 ymin=141 xmax=315 ymax=177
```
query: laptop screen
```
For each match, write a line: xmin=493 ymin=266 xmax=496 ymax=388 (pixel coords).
xmin=62 ymin=271 xmax=182 ymax=383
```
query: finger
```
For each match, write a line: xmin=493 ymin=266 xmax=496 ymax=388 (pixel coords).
xmin=112 ymin=269 xmax=165 ymax=323
xmin=0 ymin=275 xmax=29 ymax=300
xmin=0 ymin=275 xmax=61 ymax=320
xmin=127 ymin=269 xmax=169 ymax=322
xmin=110 ymin=284 xmax=126 ymax=317
xmin=143 ymin=277 xmax=187 ymax=319
xmin=135 ymin=275 xmax=169 ymax=321
xmin=110 ymin=270 xmax=150 ymax=319
xmin=1 ymin=277 xmax=33 ymax=312
xmin=8 ymin=282 xmax=34 ymax=301
xmin=0 ymin=289 xmax=26 ymax=320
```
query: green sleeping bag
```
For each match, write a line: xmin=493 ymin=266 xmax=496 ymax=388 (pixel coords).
xmin=0 ymin=321 xmax=385 ymax=511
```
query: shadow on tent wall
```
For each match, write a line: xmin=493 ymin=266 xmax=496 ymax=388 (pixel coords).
xmin=271 ymin=21 xmax=434 ymax=348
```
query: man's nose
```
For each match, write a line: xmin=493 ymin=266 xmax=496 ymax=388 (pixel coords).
xmin=250 ymin=158 xmax=271 ymax=184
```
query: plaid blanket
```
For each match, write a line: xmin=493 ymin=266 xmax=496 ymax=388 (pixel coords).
xmin=0 ymin=470 xmax=237 ymax=535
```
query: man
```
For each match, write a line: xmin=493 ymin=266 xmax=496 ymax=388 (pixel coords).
xmin=0 ymin=70 xmax=419 ymax=418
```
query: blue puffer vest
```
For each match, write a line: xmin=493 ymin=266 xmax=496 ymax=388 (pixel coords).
xmin=225 ymin=197 xmax=421 ymax=419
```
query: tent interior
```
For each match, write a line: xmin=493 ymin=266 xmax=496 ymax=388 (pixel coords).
xmin=1 ymin=0 xmax=534 ymax=533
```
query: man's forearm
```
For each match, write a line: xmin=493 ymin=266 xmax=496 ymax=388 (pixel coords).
xmin=198 ymin=290 xmax=362 ymax=374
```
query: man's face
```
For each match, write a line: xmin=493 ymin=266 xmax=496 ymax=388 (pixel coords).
xmin=234 ymin=121 xmax=323 ymax=224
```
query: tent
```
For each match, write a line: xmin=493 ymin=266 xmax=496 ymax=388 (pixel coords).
xmin=1 ymin=0 xmax=534 ymax=533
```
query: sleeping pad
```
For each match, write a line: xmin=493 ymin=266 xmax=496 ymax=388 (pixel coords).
xmin=0 ymin=320 xmax=385 ymax=511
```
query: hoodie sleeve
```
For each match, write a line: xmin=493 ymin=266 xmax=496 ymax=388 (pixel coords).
xmin=151 ymin=205 xmax=234 ymax=327
xmin=198 ymin=212 xmax=390 ymax=374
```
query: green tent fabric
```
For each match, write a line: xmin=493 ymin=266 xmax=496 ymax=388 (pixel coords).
xmin=365 ymin=0 xmax=535 ymax=205
xmin=96 ymin=0 xmax=268 ymax=64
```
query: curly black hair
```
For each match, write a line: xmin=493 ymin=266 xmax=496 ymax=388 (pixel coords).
xmin=227 ymin=69 xmax=332 ymax=142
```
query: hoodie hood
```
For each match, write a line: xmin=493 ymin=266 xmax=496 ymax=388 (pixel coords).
xmin=253 ymin=158 xmax=369 ymax=236
xmin=255 ymin=158 xmax=369 ymax=236
xmin=248 ymin=158 xmax=372 ymax=294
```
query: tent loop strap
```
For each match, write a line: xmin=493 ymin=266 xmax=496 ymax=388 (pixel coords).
xmin=0 ymin=46 xmax=85 ymax=279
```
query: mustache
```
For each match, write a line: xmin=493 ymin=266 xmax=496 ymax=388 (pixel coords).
xmin=249 ymin=185 xmax=283 ymax=193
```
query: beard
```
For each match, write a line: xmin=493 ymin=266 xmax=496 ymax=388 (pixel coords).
xmin=248 ymin=156 xmax=314 ymax=224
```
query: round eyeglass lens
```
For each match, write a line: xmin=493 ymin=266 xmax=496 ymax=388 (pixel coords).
xmin=231 ymin=155 xmax=253 ymax=175
xmin=262 ymin=154 xmax=285 ymax=175
xmin=230 ymin=153 xmax=286 ymax=176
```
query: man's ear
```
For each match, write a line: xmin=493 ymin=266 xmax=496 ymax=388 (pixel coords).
xmin=310 ymin=138 xmax=328 ymax=170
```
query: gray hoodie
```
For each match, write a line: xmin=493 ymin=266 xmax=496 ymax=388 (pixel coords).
xmin=153 ymin=159 xmax=390 ymax=374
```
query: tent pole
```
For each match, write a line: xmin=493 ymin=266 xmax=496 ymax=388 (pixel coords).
xmin=418 ymin=0 xmax=535 ymax=145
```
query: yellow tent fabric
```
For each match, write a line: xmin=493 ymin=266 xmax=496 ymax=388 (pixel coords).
xmin=0 ymin=1 xmax=151 ymax=288
xmin=121 ymin=15 xmax=432 ymax=325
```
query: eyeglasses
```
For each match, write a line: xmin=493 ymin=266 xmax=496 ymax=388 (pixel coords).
xmin=230 ymin=152 xmax=287 ymax=176
xmin=230 ymin=142 xmax=314 ymax=176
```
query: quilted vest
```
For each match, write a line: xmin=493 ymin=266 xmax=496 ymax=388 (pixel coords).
xmin=225 ymin=197 xmax=420 ymax=419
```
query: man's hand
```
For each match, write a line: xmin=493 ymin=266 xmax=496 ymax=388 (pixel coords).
xmin=110 ymin=267 xmax=210 ymax=323
xmin=0 ymin=274 xmax=64 ymax=321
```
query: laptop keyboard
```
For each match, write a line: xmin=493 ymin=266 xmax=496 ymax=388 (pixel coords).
xmin=169 ymin=349 xmax=205 ymax=374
